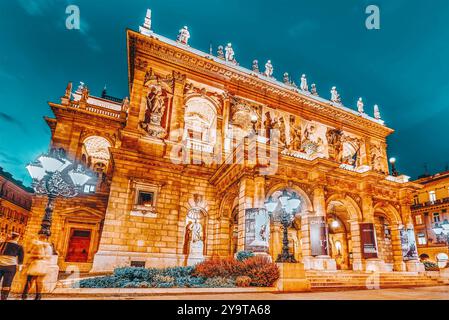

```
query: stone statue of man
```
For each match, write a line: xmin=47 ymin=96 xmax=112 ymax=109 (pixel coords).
xmin=225 ymin=43 xmax=235 ymax=62
xmin=357 ymin=97 xmax=364 ymax=114
xmin=252 ymin=60 xmax=259 ymax=73
xmin=311 ymin=84 xmax=318 ymax=96
xmin=264 ymin=60 xmax=273 ymax=78
xmin=177 ymin=26 xmax=190 ymax=45
xmin=374 ymin=104 xmax=381 ymax=120
xmin=331 ymin=86 xmax=341 ymax=104
xmin=300 ymin=74 xmax=309 ymax=92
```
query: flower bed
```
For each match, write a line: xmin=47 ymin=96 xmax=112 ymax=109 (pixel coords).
xmin=422 ymin=260 xmax=440 ymax=271
xmin=76 ymin=254 xmax=279 ymax=289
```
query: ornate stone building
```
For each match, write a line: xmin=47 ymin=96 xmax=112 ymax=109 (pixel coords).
xmin=23 ymin=10 xmax=423 ymax=274
xmin=0 ymin=167 xmax=33 ymax=241
xmin=411 ymin=171 xmax=449 ymax=265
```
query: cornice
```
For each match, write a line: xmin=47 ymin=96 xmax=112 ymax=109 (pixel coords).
xmin=127 ymin=30 xmax=394 ymax=139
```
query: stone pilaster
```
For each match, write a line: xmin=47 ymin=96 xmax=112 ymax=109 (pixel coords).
xmin=390 ymin=225 xmax=406 ymax=271
xmin=168 ymin=73 xmax=186 ymax=142
xmin=349 ymin=220 xmax=364 ymax=271
xmin=237 ymin=176 xmax=255 ymax=251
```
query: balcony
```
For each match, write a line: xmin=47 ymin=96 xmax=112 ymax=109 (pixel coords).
xmin=411 ymin=197 xmax=449 ymax=210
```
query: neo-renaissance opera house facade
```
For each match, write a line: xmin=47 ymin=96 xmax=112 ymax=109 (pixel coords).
xmin=23 ymin=10 xmax=424 ymax=274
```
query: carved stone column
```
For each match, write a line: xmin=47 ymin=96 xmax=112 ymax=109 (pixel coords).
xmin=237 ymin=175 xmax=255 ymax=252
xmin=168 ymin=72 xmax=186 ymax=142
xmin=349 ymin=220 xmax=364 ymax=271
xmin=361 ymin=195 xmax=385 ymax=271
xmin=302 ymin=185 xmax=336 ymax=271
xmin=125 ymin=65 xmax=147 ymax=132
xmin=390 ymin=225 xmax=406 ymax=271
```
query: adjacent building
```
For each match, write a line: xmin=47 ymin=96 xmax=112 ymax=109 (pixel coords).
xmin=0 ymin=167 xmax=33 ymax=241
xmin=23 ymin=9 xmax=424 ymax=274
xmin=411 ymin=171 xmax=449 ymax=266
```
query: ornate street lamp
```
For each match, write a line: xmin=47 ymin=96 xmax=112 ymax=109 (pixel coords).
xmin=265 ymin=190 xmax=301 ymax=263
xmin=26 ymin=148 xmax=92 ymax=236
xmin=389 ymin=157 xmax=399 ymax=177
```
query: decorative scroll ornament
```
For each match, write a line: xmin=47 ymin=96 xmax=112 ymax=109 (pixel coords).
xmin=33 ymin=170 xmax=78 ymax=198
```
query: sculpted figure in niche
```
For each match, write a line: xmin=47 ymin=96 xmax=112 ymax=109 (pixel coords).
xmin=278 ymin=116 xmax=287 ymax=147
xmin=301 ymin=123 xmax=324 ymax=156
xmin=326 ymin=128 xmax=343 ymax=162
xmin=289 ymin=116 xmax=302 ymax=151
xmin=264 ymin=111 xmax=274 ymax=139
xmin=371 ymin=144 xmax=386 ymax=174
xmin=145 ymin=86 xmax=166 ymax=126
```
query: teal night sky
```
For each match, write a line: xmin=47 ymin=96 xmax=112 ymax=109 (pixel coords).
xmin=1 ymin=0 xmax=448 ymax=184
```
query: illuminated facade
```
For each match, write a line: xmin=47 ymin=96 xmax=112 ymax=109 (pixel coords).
xmin=23 ymin=10 xmax=424 ymax=274
xmin=411 ymin=171 xmax=449 ymax=266
xmin=0 ymin=167 xmax=33 ymax=241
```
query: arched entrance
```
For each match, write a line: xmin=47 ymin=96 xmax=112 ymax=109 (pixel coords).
xmin=264 ymin=184 xmax=312 ymax=263
xmin=327 ymin=201 xmax=352 ymax=270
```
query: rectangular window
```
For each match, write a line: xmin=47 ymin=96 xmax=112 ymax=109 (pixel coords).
xmin=433 ymin=212 xmax=440 ymax=223
xmin=415 ymin=215 xmax=423 ymax=225
xmin=429 ymin=191 xmax=437 ymax=202
xmin=413 ymin=195 xmax=419 ymax=205
xmin=137 ymin=191 xmax=154 ymax=208
xmin=417 ymin=233 xmax=427 ymax=245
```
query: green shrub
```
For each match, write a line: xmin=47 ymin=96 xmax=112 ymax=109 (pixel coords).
xmin=236 ymin=251 xmax=255 ymax=261
xmin=114 ymin=267 xmax=158 ymax=282
xmin=163 ymin=266 xmax=195 ymax=278
xmin=77 ymin=276 xmax=120 ymax=288
xmin=174 ymin=276 xmax=206 ymax=288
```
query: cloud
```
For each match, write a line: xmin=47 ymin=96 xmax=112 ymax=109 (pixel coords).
xmin=0 ymin=112 xmax=28 ymax=133
xmin=0 ymin=151 xmax=22 ymax=166
xmin=18 ymin=0 xmax=54 ymax=16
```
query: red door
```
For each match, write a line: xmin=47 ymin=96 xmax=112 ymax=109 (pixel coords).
xmin=66 ymin=229 xmax=92 ymax=263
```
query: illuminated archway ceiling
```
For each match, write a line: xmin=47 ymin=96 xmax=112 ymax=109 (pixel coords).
xmin=84 ymin=136 xmax=111 ymax=160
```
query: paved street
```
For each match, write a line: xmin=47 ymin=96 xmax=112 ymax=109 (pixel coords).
xmin=11 ymin=285 xmax=449 ymax=300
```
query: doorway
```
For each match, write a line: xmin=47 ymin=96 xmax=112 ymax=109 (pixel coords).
xmin=66 ymin=229 xmax=92 ymax=263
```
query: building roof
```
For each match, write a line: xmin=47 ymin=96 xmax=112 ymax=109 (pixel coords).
xmin=136 ymin=13 xmax=385 ymax=128
xmin=0 ymin=167 xmax=33 ymax=193
xmin=413 ymin=170 xmax=449 ymax=185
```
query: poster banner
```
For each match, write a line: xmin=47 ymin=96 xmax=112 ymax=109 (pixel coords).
xmin=400 ymin=228 xmax=419 ymax=261
xmin=244 ymin=208 xmax=270 ymax=253
xmin=309 ymin=216 xmax=328 ymax=256
xmin=360 ymin=223 xmax=378 ymax=259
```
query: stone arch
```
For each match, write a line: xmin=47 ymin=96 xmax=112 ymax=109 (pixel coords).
xmin=81 ymin=136 xmax=112 ymax=173
xmin=265 ymin=182 xmax=313 ymax=215
xmin=183 ymin=96 xmax=218 ymax=147
xmin=325 ymin=193 xmax=362 ymax=222
xmin=373 ymin=202 xmax=402 ymax=226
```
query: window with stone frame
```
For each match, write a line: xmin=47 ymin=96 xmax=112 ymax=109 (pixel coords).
xmin=417 ymin=232 xmax=427 ymax=245
xmin=415 ymin=214 xmax=423 ymax=225
xmin=130 ymin=181 xmax=161 ymax=218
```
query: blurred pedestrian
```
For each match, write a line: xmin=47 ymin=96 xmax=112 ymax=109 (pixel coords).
xmin=0 ymin=232 xmax=24 ymax=300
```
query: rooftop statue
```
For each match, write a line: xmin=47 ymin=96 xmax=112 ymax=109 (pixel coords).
xmin=264 ymin=60 xmax=273 ymax=78
xmin=225 ymin=43 xmax=235 ymax=63
xmin=177 ymin=26 xmax=190 ymax=45
xmin=252 ymin=60 xmax=259 ymax=73
xmin=217 ymin=45 xmax=225 ymax=59
xmin=311 ymin=83 xmax=318 ymax=96
xmin=143 ymin=9 xmax=152 ymax=30
xmin=77 ymin=81 xmax=85 ymax=93
xmin=300 ymin=74 xmax=309 ymax=92
xmin=283 ymin=72 xmax=290 ymax=85
xmin=331 ymin=86 xmax=342 ymax=104
xmin=374 ymin=104 xmax=381 ymax=120
xmin=357 ymin=97 xmax=364 ymax=114
xmin=122 ymin=97 xmax=130 ymax=113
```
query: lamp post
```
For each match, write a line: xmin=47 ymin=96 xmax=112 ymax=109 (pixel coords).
xmin=250 ymin=113 xmax=258 ymax=136
xmin=265 ymin=190 xmax=301 ymax=263
xmin=26 ymin=148 xmax=92 ymax=236
xmin=389 ymin=157 xmax=399 ymax=177
xmin=433 ymin=219 xmax=449 ymax=256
